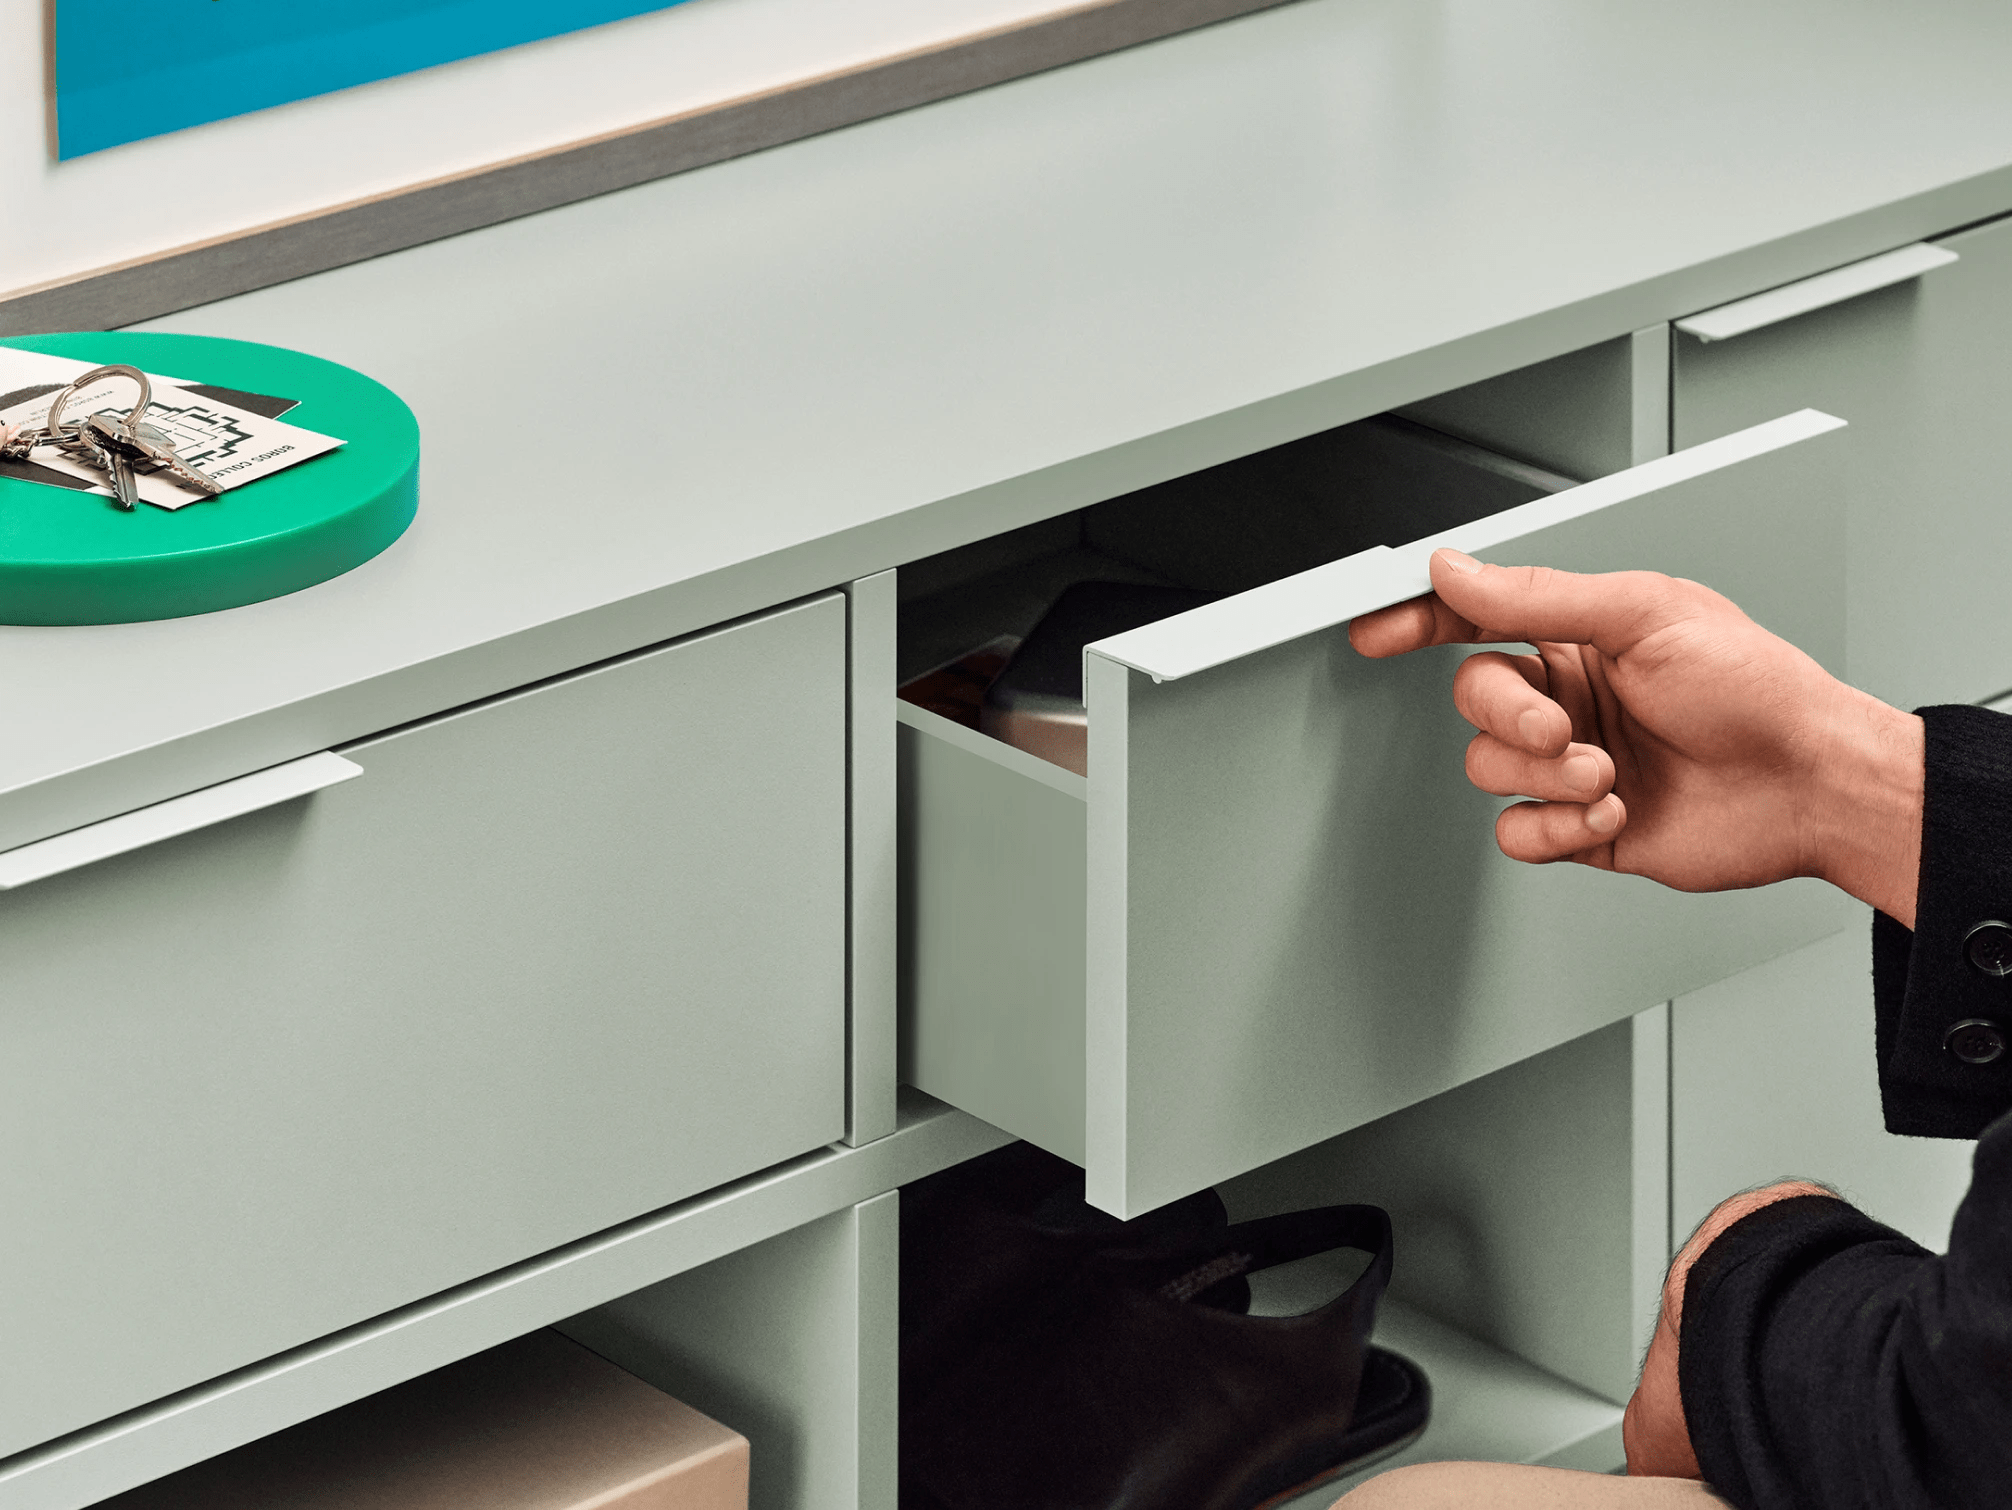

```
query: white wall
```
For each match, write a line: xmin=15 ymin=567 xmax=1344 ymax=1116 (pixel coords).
xmin=1 ymin=0 xmax=1087 ymax=299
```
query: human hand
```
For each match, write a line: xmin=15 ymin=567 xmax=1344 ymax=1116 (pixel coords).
xmin=1623 ymin=1181 xmax=1837 ymax=1477
xmin=1348 ymin=550 xmax=1923 ymax=925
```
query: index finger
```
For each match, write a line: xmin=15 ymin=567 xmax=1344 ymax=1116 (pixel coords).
xmin=1426 ymin=550 xmax=1700 ymax=656
xmin=1347 ymin=590 xmax=1482 ymax=658
xmin=1345 ymin=578 xmax=1551 ymax=658
xmin=1349 ymin=550 xmax=1704 ymax=658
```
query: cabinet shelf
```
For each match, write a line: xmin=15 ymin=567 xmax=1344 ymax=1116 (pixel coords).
xmin=1285 ymin=1302 xmax=1625 ymax=1508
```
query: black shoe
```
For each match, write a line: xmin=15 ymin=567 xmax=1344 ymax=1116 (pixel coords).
xmin=902 ymin=1200 xmax=1428 ymax=1510
xmin=900 ymin=1142 xmax=1235 ymax=1391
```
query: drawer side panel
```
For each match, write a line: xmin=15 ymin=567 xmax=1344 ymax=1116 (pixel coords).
xmin=898 ymin=714 xmax=1087 ymax=1163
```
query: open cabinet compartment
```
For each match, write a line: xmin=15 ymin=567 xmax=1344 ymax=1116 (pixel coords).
xmin=1221 ymin=1010 xmax=1670 ymax=1502
xmin=559 ymin=1197 xmax=897 ymax=1510
xmin=891 ymin=1010 xmax=1668 ymax=1506
xmin=899 ymin=380 xmax=1860 ymax=1219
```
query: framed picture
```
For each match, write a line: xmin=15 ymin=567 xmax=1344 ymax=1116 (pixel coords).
xmin=53 ymin=0 xmax=693 ymax=159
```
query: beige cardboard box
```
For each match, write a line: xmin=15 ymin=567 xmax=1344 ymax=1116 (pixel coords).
xmin=98 ymin=1331 xmax=748 ymax=1510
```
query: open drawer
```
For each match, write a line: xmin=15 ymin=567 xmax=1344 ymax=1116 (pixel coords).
xmin=898 ymin=409 xmax=1861 ymax=1217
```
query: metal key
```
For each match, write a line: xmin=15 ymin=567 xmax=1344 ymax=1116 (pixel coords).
xmin=88 ymin=414 xmax=222 ymax=503
xmin=48 ymin=424 xmax=135 ymax=508
xmin=40 ymin=364 xmax=151 ymax=509
xmin=86 ymin=413 xmax=224 ymax=500
xmin=82 ymin=415 xmax=142 ymax=508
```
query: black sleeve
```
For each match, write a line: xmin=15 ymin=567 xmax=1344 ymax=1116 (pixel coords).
xmin=1679 ymin=1116 xmax=2012 ymax=1510
xmin=1675 ymin=704 xmax=2012 ymax=1506
xmin=1873 ymin=703 xmax=2012 ymax=1138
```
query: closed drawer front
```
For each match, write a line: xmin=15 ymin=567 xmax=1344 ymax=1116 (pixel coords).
xmin=900 ymin=413 xmax=1859 ymax=1218
xmin=0 ymin=594 xmax=846 ymax=1459
xmin=1674 ymin=226 xmax=2012 ymax=710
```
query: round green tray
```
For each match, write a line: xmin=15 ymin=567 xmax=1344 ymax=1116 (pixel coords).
xmin=0 ymin=332 xmax=419 ymax=625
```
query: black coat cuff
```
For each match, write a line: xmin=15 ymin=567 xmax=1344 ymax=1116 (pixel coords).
xmin=1678 ymin=1112 xmax=2012 ymax=1509
xmin=1873 ymin=704 xmax=2012 ymax=1138
xmin=1679 ymin=1195 xmax=1929 ymax=1510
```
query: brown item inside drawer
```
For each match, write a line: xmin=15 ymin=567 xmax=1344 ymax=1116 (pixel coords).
xmin=897 ymin=635 xmax=1021 ymax=730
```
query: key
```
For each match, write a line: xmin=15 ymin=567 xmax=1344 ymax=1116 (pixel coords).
xmin=130 ymin=420 xmax=224 ymax=498
xmin=85 ymin=413 xmax=223 ymax=503
xmin=32 ymin=364 xmax=161 ymax=509
xmin=61 ymin=420 xmax=133 ymax=509
xmin=107 ymin=449 xmax=139 ymax=509
xmin=94 ymin=426 xmax=140 ymax=510
xmin=76 ymin=415 xmax=138 ymax=509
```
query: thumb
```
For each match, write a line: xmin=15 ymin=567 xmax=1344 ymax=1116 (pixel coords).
xmin=1428 ymin=550 xmax=1687 ymax=656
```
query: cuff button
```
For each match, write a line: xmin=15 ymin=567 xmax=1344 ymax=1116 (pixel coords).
xmin=1962 ymin=920 xmax=2012 ymax=976
xmin=1945 ymin=1019 xmax=2008 ymax=1066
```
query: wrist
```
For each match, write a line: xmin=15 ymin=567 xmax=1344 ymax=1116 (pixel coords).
xmin=1797 ymin=689 xmax=1923 ymax=928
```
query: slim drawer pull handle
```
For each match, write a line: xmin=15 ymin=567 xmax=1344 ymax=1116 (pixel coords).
xmin=1677 ymin=242 xmax=1958 ymax=342
xmin=0 ymin=751 xmax=362 ymax=891
xmin=1087 ymin=408 xmax=1844 ymax=684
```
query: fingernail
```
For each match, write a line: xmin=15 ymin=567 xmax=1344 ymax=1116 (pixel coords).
xmin=1585 ymin=796 xmax=1620 ymax=834
xmin=1434 ymin=549 xmax=1483 ymax=575
xmin=1517 ymin=708 xmax=1551 ymax=750
xmin=1563 ymin=753 xmax=1600 ymax=792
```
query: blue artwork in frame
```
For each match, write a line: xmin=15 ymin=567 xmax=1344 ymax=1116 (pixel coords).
xmin=54 ymin=0 xmax=694 ymax=160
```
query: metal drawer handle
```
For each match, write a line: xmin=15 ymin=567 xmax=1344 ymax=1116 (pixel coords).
xmin=1087 ymin=408 xmax=1844 ymax=685
xmin=0 ymin=751 xmax=362 ymax=891
xmin=1676 ymin=242 xmax=1958 ymax=342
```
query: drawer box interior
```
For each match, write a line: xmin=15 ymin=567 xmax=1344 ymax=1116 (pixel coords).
xmin=897 ymin=416 xmax=1575 ymax=690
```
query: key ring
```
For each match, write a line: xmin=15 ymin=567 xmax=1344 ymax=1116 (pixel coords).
xmin=44 ymin=364 xmax=152 ymax=446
